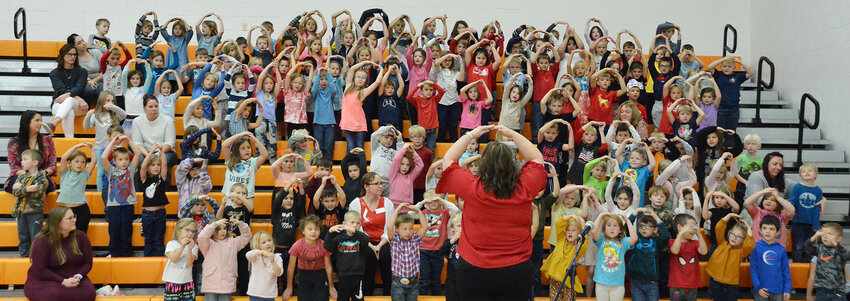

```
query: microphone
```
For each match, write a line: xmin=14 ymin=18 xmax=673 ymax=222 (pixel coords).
xmin=579 ymin=221 xmax=594 ymax=238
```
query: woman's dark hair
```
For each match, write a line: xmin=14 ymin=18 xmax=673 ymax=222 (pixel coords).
xmin=14 ymin=110 xmax=44 ymax=154
xmin=450 ymin=20 xmax=469 ymax=37
xmin=762 ymin=152 xmax=786 ymax=192
xmin=66 ymin=33 xmax=80 ymax=46
xmin=478 ymin=142 xmax=519 ymax=199
xmin=142 ymin=94 xmax=158 ymax=107
xmin=56 ymin=43 xmax=79 ymax=69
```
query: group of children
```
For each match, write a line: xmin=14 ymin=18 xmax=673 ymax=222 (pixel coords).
xmin=11 ymin=9 xmax=845 ymax=301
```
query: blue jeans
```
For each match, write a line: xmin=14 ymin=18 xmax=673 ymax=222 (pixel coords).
xmin=815 ymin=287 xmax=846 ymax=301
xmin=345 ymin=130 xmax=366 ymax=152
xmin=709 ymin=278 xmax=738 ymax=301
xmin=391 ymin=280 xmax=418 ymax=301
xmin=425 ymin=129 xmax=437 ymax=152
xmin=248 ymin=297 xmax=274 ymax=301
xmin=142 ymin=208 xmax=166 ymax=257
xmin=754 ymin=292 xmax=786 ymax=301
xmin=17 ymin=213 xmax=43 ymax=257
xmin=203 ymin=293 xmax=232 ymax=301
xmin=630 ymin=278 xmax=659 ymax=301
xmin=107 ymin=205 xmax=134 ymax=257
xmin=531 ymin=101 xmax=543 ymax=139
xmin=792 ymin=223 xmax=816 ymax=262
xmin=717 ymin=107 xmax=740 ymax=130
xmin=420 ymin=250 xmax=443 ymax=295
xmin=314 ymin=124 xmax=335 ymax=159
xmin=438 ymin=103 xmax=461 ymax=142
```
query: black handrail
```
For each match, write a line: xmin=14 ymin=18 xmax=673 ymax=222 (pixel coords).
xmin=796 ymin=93 xmax=820 ymax=167
xmin=13 ymin=7 xmax=30 ymax=74
xmin=723 ymin=24 xmax=737 ymax=56
xmin=752 ymin=56 xmax=775 ymax=125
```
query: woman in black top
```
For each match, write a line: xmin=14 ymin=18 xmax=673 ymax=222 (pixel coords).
xmin=47 ymin=43 xmax=91 ymax=137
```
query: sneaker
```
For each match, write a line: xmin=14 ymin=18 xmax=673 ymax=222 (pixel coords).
xmin=41 ymin=123 xmax=55 ymax=135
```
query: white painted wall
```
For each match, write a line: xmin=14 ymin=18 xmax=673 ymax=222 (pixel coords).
xmin=751 ymin=0 xmax=850 ymax=158
xmin=0 ymin=0 xmax=751 ymax=60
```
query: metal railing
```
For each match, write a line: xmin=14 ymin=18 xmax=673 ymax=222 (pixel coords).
xmin=752 ymin=56 xmax=775 ymax=125
xmin=723 ymin=24 xmax=737 ymax=56
xmin=13 ymin=7 xmax=30 ymax=74
xmin=796 ymin=93 xmax=820 ymax=167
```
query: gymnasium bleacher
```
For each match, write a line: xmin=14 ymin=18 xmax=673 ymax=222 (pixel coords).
xmin=0 ymin=16 xmax=848 ymax=300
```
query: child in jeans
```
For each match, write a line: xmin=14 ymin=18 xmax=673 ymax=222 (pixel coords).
xmin=414 ymin=190 xmax=460 ymax=296
xmin=388 ymin=203 xmax=429 ymax=300
xmin=101 ymin=134 xmax=144 ymax=257
xmin=750 ymin=215 xmax=791 ymax=301
xmin=11 ymin=149 xmax=48 ymax=257
xmin=705 ymin=56 xmax=754 ymax=130
xmin=668 ymin=213 xmax=708 ymax=301
xmin=805 ymin=223 xmax=850 ymax=300
xmin=325 ymin=211 xmax=371 ymax=301
xmin=789 ymin=164 xmax=825 ymax=262
xmin=627 ymin=209 xmax=670 ymax=301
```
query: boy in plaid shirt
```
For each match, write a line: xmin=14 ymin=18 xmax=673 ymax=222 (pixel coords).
xmin=388 ymin=203 xmax=428 ymax=300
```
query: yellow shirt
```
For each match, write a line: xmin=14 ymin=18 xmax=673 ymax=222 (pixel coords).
xmin=705 ymin=218 xmax=755 ymax=284
xmin=541 ymin=217 xmax=589 ymax=292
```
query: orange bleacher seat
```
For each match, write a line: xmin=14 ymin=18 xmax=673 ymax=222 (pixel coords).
xmin=0 ymin=221 xmax=273 ymax=248
xmin=55 ymin=116 xmax=186 ymax=136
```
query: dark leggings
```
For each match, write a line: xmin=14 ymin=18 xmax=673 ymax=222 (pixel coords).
xmin=363 ymin=241 xmax=391 ymax=296
xmin=68 ymin=204 xmax=90 ymax=233
xmin=456 ymin=258 xmax=533 ymax=300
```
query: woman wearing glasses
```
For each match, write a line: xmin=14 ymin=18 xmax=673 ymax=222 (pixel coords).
xmin=348 ymin=171 xmax=395 ymax=296
xmin=24 ymin=207 xmax=96 ymax=301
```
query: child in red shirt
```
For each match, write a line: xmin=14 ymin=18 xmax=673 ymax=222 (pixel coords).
xmin=407 ymin=81 xmax=445 ymax=151
xmin=530 ymin=43 xmax=561 ymax=138
xmin=589 ymin=68 xmax=626 ymax=124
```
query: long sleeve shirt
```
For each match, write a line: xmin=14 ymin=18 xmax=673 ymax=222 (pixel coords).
xmin=12 ymin=170 xmax=48 ymax=215
xmin=83 ymin=107 xmax=127 ymax=149
xmin=179 ymin=127 xmax=221 ymax=160
xmin=370 ymin=126 xmax=405 ymax=180
xmin=135 ymin=15 xmax=160 ymax=55
xmin=49 ymin=67 xmax=87 ymax=102
xmin=175 ymin=159 xmax=213 ymax=212
xmin=388 ymin=147 xmax=424 ymax=206
xmin=406 ymin=45 xmax=433 ymax=94
xmin=100 ymin=47 xmax=132 ymax=96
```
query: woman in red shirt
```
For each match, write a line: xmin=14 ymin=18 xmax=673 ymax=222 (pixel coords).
xmin=436 ymin=125 xmax=547 ymax=300
xmin=348 ymin=171 xmax=395 ymax=296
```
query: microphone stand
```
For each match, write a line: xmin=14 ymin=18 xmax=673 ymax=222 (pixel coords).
xmin=554 ymin=231 xmax=589 ymax=300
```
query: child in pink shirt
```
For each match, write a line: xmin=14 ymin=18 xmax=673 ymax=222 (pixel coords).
xmin=197 ymin=218 xmax=252 ymax=299
xmin=389 ymin=144 xmax=424 ymax=211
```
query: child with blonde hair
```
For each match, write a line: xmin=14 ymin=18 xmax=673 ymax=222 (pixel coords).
xmin=246 ymin=231 xmax=283 ymax=300
xmin=162 ymin=218 xmax=199 ymax=301
xmin=590 ymin=212 xmax=637 ymax=300
xmin=789 ymin=164 xmax=825 ymax=262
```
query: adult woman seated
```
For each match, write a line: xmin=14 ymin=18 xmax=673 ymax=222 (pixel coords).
xmin=68 ymin=34 xmax=103 ymax=103
xmin=745 ymin=151 xmax=797 ymax=202
xmin=436 ymin=125 xmax=547 ymax=300
xmin=4 ymin=111 xmax=57 ymax=193
xmin=131 ymin=95 xmax=180 ymax=180
xmin=24 ymin=206 xmax=96 ymax=301
xmin=46 ymin=43 xmax=92 ymax=137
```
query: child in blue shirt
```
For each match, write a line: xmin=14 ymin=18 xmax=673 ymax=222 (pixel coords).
xmin=615 ymin=139 xmax=656 ymax=207
xmin=160 ymin=18 xmax=193 ymax=80
xmin=591 ymin=212 xmax=638 ymax=301
xmin=311 ymin=68 xmax=340 ymax=159
xmin=705 ymin=56 xmax=754 ymax=130
xmin=789 ymin=164 xmax=825 ymax=262
xmin=750 ymin=215 xmax=791 ymax=301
